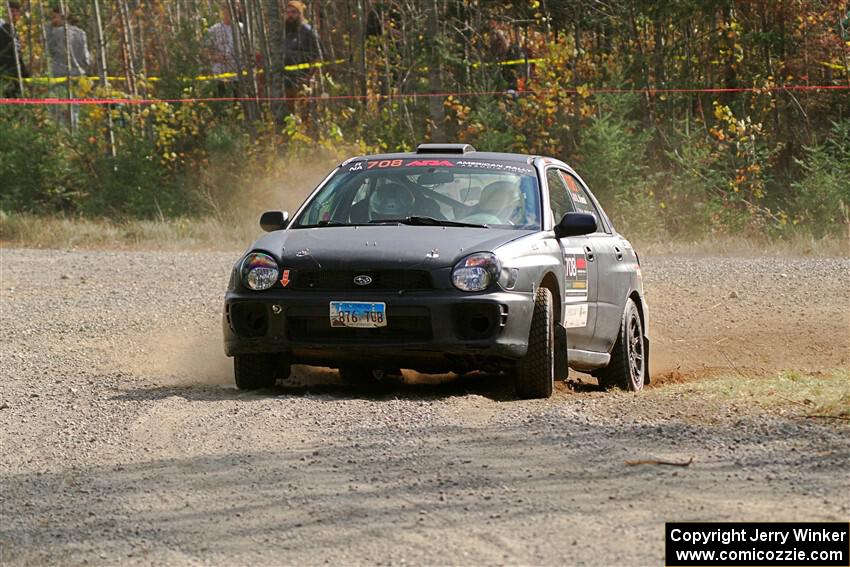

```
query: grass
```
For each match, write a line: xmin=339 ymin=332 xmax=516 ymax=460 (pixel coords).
xmin=0 ymin=212 xmax=257 ymax=251
xmin=665 ymin=368 xmax=850 ymax=421
xmin=1 ymin=212 xmax=848 ymax=256
xmin=633 ymin=233 xmax=849 ymax=257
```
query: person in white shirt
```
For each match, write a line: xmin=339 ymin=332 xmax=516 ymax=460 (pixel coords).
xmin=203 ymin=7 xmax=241 ymax=97
xmin=45 ymin=7 xmax=90 ymax=128
xmin=46 ymin=7 xmax=90 ymax=78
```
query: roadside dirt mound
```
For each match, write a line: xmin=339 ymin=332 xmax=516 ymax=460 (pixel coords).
xmin=645 ymin=256 xmax=849 ymax=380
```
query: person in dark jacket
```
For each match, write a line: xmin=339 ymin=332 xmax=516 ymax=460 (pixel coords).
xmin=282 ymin=1 xmax=322 ymax=100
xmin=488 ymin=28 xmax=527 ymax=92
xmin=0 ymin=1 xmax=29 ymax=97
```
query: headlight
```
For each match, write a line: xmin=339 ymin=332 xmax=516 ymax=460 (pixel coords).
xmin=452 ymin=252 xmax=501 ymax=292
xmin=240 ymin=252 xmax=279 ymax=291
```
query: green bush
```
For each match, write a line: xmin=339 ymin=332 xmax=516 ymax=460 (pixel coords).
xmin=665 ymin=104 xmax=781 ymax=237
xmin=577 ymin=99 xmax=650 ymax=203
xmin=81 ymin=135 xmax=190 ymax=218
xmin=0 ymin=108 xmax=84 ymax=212
xmin=575 ymin=101 xmax=665 ymax=237
xmin=791 ymin=121 xmax=850 ymax=237
xmin=1 ymin=91 xmax=847 ymax=242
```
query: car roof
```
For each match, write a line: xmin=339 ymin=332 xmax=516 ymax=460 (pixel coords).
xmin=342 ymin=145 xmax=574 ymax=173
xmin=351 ymin=150 xmax=541 ymax=164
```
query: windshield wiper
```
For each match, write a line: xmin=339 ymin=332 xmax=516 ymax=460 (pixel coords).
xmin=294 ymin=220 xmax=366 ymax=228
xmin=369 ymin=216 xmax=489 ymax=228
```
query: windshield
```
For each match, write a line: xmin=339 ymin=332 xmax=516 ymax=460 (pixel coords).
xmin=292 ymin=158 xmax=541 ymax=230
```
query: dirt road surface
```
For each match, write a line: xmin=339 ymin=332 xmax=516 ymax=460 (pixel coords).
xmin=1 ymin=249 xmax=848 ymax=565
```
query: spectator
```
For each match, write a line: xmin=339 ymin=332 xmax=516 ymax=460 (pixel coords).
xmin=46 ymin=6 xmax=90 ymax=128
xmin=282 ymin=0 xmax=322 ymax=102
xmin=488 ymin=28 xmax=527 ymax=92
xmin=46 ymin=7 xmax=90 ymax=78
xmin=203 ymin=6 xmax=241 ymax=97
xmin=0 ymin=1 xmax=29 ymax=97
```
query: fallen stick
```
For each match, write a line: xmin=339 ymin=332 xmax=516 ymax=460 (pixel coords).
xmin=625 ymin=456 xmax=694 ymax=467
xmin=720 ymin=351 xmax=747 ymax=379
xmin=792 ymin=414 xmax=850 ymax=421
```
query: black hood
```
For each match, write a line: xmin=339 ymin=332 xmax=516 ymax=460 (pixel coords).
xmin=249 ymin=225 xmax=530 ymax=270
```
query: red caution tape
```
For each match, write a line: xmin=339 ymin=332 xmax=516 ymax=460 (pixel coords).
xmin=1 ymin=85 xmax=848 ymax=106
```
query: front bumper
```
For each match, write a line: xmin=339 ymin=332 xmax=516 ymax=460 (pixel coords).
xmin=223 ymin=289 xmax=534 ymax=371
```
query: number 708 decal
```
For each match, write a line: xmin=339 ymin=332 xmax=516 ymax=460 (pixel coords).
xmin=563 ymin=252 xmax=588 ymax=297
xmin=367 ymin=159 xmax=403 ymax=169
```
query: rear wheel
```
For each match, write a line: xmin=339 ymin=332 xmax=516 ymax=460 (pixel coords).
xmin=514 ymin=287 xmax=555 ymax=399
xmin=234 ymin=354 xmax=289 ymax=390
xmin=596 ymin=299 xmax=645 ymax=391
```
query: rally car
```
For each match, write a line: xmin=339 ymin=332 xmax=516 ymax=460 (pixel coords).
xmin=223 ymin=144 xmax=649 ymax=398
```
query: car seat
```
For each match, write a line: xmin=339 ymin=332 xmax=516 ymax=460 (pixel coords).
xmin=464 ymin=181 xmax=520 ymax=224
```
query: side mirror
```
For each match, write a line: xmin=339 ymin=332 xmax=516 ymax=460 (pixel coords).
xmin=554 ymin=212 xmax=597 ymax=238
xmin=260 ymin=210 xmax=289 ymax=232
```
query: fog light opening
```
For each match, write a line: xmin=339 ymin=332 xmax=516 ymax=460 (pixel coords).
xmin=470 ymin=314 xmax=492 ymax=334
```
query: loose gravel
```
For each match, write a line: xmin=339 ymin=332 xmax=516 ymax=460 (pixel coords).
xmin=1 ymin=249 xmax=848 ymax=566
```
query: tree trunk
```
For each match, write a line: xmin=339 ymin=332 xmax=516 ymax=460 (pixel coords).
xmin=93 ymin=0 xmax=116 ymax=158
xmin=426 ymin=0 xmax=445 ymax=142
xmin=263 ymin=0 xmax=285 ymax=122
xmin=357 ymin=0 xmax=367 ymax=100
xmin=118 ymin=0 xmax=137 ymax=97
xmin=5 ymin=0 xmax=25 ymax=97
xmin=59 ymin=0 xmax=74 ymax=130
xmin=255 ymin=0 xmax=274 ymax=100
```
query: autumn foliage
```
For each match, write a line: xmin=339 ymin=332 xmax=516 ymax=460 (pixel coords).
xmin=1 ymin=0 xmax=848 ymax=238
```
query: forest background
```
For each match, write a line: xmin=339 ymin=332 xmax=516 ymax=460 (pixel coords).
xmin=1 ymin=0 xmax=849 ymax=244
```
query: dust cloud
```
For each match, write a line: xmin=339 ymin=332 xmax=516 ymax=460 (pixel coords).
xmin=205 ymin=153 xmax=343 ymax=234
xmin=115 ymin=328 xmax=232 ymax=386
xmin=111 ymin=155 xmax=346 ymax=386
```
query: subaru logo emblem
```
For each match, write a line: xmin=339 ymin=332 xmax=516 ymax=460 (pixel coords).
xmin=353 ymin=275 xmax=373 ymax=286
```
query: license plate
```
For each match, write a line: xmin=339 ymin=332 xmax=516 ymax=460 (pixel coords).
xmin=329 ymin=301 xmax=387 ymax=328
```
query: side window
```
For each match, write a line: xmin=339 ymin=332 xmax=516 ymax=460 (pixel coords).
xmin=344 ymin=177 xmax=373 ymax=223
xmin=546 ymin=168 xmax=574 ymax=224
xmin=351 ymin=178 xmax=370 ymax=204
xmin=561 ymin=171 xmax=607 ymax=233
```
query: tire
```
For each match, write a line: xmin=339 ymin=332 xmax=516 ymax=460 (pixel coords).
xmin=596 ymin=298 xmax=645 ymax=391
xmin=234 ymin=354 xmax=286 ymax=390
xmin=515 ymin=287 xmax=555 ymax=399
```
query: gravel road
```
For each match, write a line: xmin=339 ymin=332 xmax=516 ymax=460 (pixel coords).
xmin=1 ymin=248 xmax=848 ymax=566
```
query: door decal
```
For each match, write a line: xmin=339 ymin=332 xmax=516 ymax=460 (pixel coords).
xmin=564 ymin=304 xmax=588 ymax=328
xmin=563 ymin=247 xmax=588 ymax=301
xmin=562 ymin=247 xmax=589 ymax=327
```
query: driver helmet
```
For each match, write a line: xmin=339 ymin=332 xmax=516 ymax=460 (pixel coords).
xmin=369 ymin=183 xmax=415 ymax=220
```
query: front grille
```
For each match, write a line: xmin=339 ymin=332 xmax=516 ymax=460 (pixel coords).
xmin=290 ymin=270 xmax=433 ymax=291
xmin=287 ymin=307 xmax=432 ymax=342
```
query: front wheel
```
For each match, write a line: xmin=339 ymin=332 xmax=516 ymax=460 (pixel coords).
xmin=596 ymin=299 xmax=645 ymax=391
xmin=514 ymin=287 xmax=555 ymax=399
xmin=234 ymin=354 xmax=289 ymax=390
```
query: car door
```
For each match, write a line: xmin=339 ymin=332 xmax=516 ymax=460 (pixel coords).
xmin=560 ymin=171 xmax=630 ymax=353
xmin=545 ymin=167 xmax=597 ymax=350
